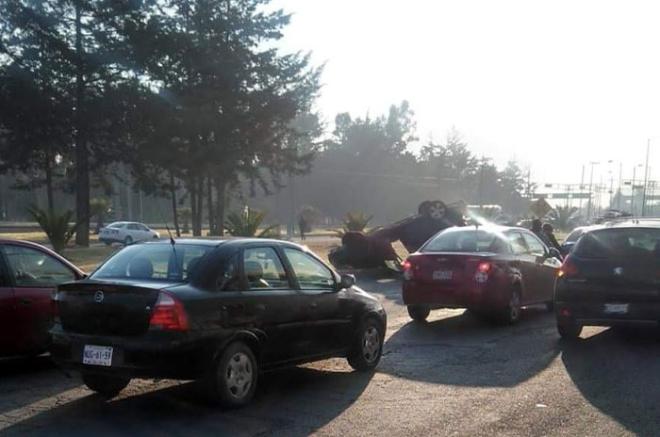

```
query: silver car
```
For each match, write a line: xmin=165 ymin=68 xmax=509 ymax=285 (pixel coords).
xmin=99 ymin=222 xmax=160 ymax=246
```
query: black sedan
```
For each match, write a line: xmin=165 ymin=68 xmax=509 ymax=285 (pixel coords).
xmin=50 ymin=239 xmax=386 ymax=407
xmin=555 ymin=222 xmax=660 ymax=339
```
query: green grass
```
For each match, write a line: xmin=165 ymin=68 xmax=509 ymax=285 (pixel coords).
xmin=63 ymin=245 xmax=118 ymax=272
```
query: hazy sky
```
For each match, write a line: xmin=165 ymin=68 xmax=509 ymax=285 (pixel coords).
xmin=273 ymin=0 xmax=660 ymax=187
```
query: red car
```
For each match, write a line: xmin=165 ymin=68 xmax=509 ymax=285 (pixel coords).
xmin=0 ymin=239 xmax=85 ymax=357
xmin=402 ymin=226 xmax=562 ymax=324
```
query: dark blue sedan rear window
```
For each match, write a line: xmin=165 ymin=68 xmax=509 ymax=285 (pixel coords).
xmin=574 ymin=228 xmax=660 ymax=259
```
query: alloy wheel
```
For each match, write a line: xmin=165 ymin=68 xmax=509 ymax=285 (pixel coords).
xmin=362 ymin=326 xmax=381 ymax=364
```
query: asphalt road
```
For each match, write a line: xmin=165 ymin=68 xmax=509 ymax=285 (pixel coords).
xmin=1 ymin=273 xmax=659 ymax=436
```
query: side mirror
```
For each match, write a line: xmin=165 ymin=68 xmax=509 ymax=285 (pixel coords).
xmin=339 ymin=273 xmax=356 ymax=289
xmin=548 ymin=248 xmax=562 ymax=260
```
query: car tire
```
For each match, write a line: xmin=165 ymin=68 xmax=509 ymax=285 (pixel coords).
xmin=497 ymin=287 xmax=522 ymax=325
xmin=407 ymin=305 xmax=430 ymax=322
xmin=204 ymin=342 xmax=258 ymax=408
xmin=82 ymin=373 xmax=130 ymax=398
xmin=103 ymin=240 xmax=112 ymax=246
xmin=557 ymin=320 xmax=582 ymax=340
xmin=124 ymin=236 xmax=133 ymax=246
xmin=347 ymin=317 xmax=384 ymax=371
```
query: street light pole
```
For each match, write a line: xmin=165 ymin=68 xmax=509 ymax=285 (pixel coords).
xmin=618 ymin=162 xmax=623 ymax=210
xmin=631 ymin=164 xmax=642 ymax=216
xmin=586 ymin=161 xmax=599 ymax=221
xmin=641 ymin=139 xmax=651 ymax=217
xmin=607 ymin=160 xmax=614 ymax=209
xmin=578 ymin=164 xmax=585 ymax=212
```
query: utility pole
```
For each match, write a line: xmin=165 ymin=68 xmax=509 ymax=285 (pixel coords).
xmin=618 ymin=162 xmax=623 ymax=210
xmin=641 ymin=139 xmax=651 ymax=217
xmin=578 ymin=164 xmax=585 ymax=212
xmin=631 ymin=164 xmax=642 ymax=216
xmin=586 ymin=161 xmax=599 ymax=222
xmin=478 ymin=158 xmax=485 ymax=209
xmin=526 ymin=168 xmax=532 ymax=200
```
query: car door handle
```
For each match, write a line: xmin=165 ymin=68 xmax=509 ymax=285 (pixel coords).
xmin=19 ymin=298 xmax=31 ymax=305
xmin=309 ymin=302 xmax=318 ymax=309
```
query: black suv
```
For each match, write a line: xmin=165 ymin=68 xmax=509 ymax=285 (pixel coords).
xmin=555 ymin=221 xmax=660 ymax=339
xmin=50 ymin=239 xmax=386 ymax=407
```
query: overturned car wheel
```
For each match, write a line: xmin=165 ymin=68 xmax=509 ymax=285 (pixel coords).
xmin=82 ymin=373 xmax=130 ymax=398
xmin=407 ymin=305 xmax=430 ymax=322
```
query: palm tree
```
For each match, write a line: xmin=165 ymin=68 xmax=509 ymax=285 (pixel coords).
xmin=225 ymin=207 xmax=279 ymax=238
xmin=551 ymin=206 xmax=579 ymax=231
xmin=335 ymin=211 xmax=373 ymax=237
xmin=27 ymin=206 xmax=81 ymax=254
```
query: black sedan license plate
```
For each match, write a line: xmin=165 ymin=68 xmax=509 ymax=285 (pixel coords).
xmin=604 ymin=303 xmax=629 ymax=315
xmin=83 ymin=345 xmax=113 ymax=367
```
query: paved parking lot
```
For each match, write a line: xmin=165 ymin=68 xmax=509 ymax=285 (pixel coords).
xmin=1 ymin=273 xmax=660 ymax=436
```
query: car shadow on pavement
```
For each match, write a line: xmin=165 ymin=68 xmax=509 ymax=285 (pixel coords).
xmin=2 ymin=364 xmax=374 ymax=436
xmin=0 ymin=356 xmax=80 ymax=415
xmin=379 ymin=308 xmax=560 ymax=387
xmin=561 ymin=327 xmax=660 ymax=436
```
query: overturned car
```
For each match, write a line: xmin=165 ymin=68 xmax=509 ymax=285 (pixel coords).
xmin=329 ymin=200 xmax=466 ymax=270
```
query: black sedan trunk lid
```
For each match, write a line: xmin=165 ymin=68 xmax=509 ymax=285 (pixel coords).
xmin=57 ymin=279 xmax=172 ymax=336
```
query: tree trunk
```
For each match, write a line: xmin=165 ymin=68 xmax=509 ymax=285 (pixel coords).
xmin=215 ymin=177 xmax=227 ymax=236
xmin=44 ymin=149 xmax=54 ymax=215
xmin=189 ymin=177 xmax=198 ymax=236
xmin=170 ymin=171 xmax=180 ymax=237
xmin=195 ymin=176 xmax=204 ymax=236
xmin=74 ymin=1 xmax=90 ymax=247
xmin=207 ymin=177 xmax=215 ymax=235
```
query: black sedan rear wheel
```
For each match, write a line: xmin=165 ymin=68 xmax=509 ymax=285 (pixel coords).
xmin=407 ymin=305 xmax=430 ymax=322
xmin=348 ymin=318 xmax=384 ymax=371
xmin=82 ymin=373 xmax=130 ymax=398
xmin=204 ymin=341 xmax=258 ymax=408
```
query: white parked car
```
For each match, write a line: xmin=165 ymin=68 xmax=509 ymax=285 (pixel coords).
xmin=98 ymin=222 xmax=160 ymax=246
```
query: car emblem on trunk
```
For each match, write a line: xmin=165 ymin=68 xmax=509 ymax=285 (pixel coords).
xmin=94 ymin=290 xmax=105 ymax=303
xmin=613 ymin=267 xmax=624 ymax=276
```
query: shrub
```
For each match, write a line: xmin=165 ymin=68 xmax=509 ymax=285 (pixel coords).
xmin=27 ymin=206 xmax=80 ymax=254
xmin=336 ymin=211 xmax=373 ymax=237
xmin=225 ymin=207 xmax=279 ymax=238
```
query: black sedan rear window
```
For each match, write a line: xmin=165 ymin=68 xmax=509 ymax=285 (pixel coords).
xmin=92 ymin=244 xmax=213 ymax=282
xmin=422 ymin=229 xmax=509 ymax=253
xmin=574 ymin=228 xmax=660 ymax=259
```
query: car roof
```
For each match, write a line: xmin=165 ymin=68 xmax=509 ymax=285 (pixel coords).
xmin=143 ymin=238 xmax=225 ymax=247
xmin=0 ymin=238 xmax=56 ymax=247
xmin=141 ymin=238 xmax=307 ymax=250
xmin=444 ymin=224 xmax=530 ymax=234
xmin=108 ymin=221 xmax=148 ymax=225
xmin=597 ymin=219 xmax=660 ymax=230
xmin=568 ymin=224 xmax=603 ymax=234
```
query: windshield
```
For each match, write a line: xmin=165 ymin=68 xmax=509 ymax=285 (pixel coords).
xmin=422 ymin=229 xmax=508 ymax=253
xmin=91 ymin=244 xmax=213 ymax=282
xmin=574 ymin=228 xmax=660 ymax=260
